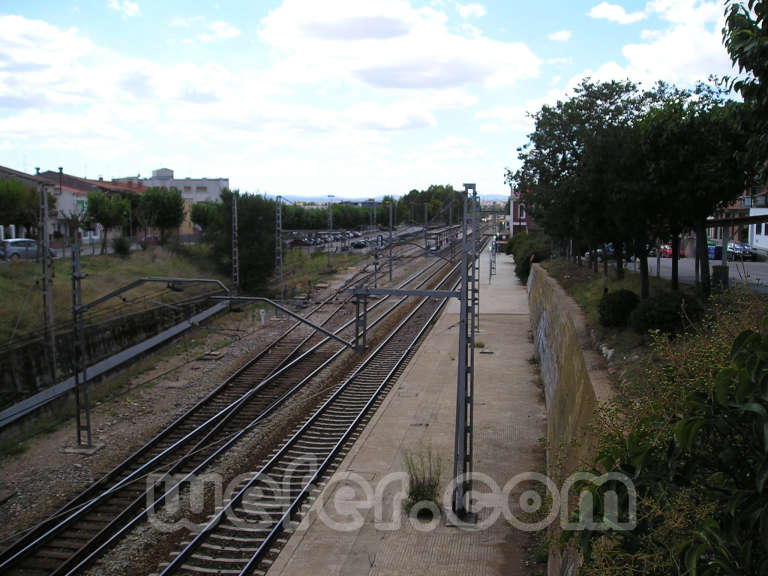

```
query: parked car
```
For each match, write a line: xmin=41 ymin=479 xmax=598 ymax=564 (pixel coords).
xmin=660 ymin=244 xmax=672 ymax=258
xmin=0 ymin=239 xmax=56 ymax=261
xmin=727 ymin=241 xmax=754 ymax=261
xmin=351 ymin=240 xmax=368 ymax=249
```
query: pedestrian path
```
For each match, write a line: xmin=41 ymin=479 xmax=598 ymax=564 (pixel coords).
xmin=267 ymin=250 xmax=546 ymax=576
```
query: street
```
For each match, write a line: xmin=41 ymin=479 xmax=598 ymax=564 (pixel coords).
xmin=626 ymin=255 xmax=768 ymax=292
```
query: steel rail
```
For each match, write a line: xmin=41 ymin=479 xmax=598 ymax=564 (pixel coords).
xmin=160 ymin=262 xmax=461 ymax=575
xmin=0 ymin=265 xmax=385 ymax=569
xmin=0 ymin=252 xmax=446 ymax=575
xmin=56 ymin=259 xmax=453 ymax=576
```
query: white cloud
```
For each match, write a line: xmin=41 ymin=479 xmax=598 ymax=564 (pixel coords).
xmin=572 ymin=0 xmax=733 ymax=89
xmin=258 ymin=0 xmax=539 ymax=90
xmin=344 ymin=101 xmax=436 ymax=131
xmin=548 ymin=30 xmax=572 ymax=42
xmin=169 ymin=16 xmax=202 ymax=28
xmin=108 ymin=0 xmax=140 ymax=18
xmin=455 ymin=2 xmax=486 ymax=19
xmin=198 ymin=21 xmax=240 ymax=42
xmin=429 ymin=136 xmax=486 ymax=159
xmin=548 ymin=57 xmax=572 ymax=65
xmin=588 ymin=2 xmax=646 ymax=24
xmin=475 ymin=106 xmax=534 ymax=134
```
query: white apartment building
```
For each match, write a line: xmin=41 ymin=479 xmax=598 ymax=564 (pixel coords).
xmin=115 ymin=168 xmax=229 ymax=203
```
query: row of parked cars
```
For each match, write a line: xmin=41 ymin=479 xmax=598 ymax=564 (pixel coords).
xmin=288 ymin=230 xmax=363 ymax=247
xmin=588 ymin=240 xmax=759 ymax=262
xmin=660 ymin=242 xmax=755 ymax=260
xmin=0 ymin=238 xmax=56 ymax=261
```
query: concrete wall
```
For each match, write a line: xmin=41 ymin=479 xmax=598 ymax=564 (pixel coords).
xmin=527 ymin=264 xmax=614 ymax=576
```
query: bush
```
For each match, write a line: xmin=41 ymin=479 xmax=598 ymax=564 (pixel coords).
xmin=402 ymin=446 xmax=441 ymax=517
xmin=504 ymin=233 xmax=551 ymax=283
xmin=629 ymin=292 xmax=703 ymax=334
xmin=111 ymin=236 xmax=131 ymax=258
xmin=598 ymin=289 xmax=639 ymax=328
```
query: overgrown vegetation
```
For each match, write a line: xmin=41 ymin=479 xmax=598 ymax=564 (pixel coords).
xmin=628 ymin=291 xmax=703 ymax=334
xmin=574 ymin=290 xmax=768 ymax=575
xmin=402 ymin=445 xmax=442 ymax=517
xmin=504 ymin=233 xmax=552 ymax=282
xmin=111 ymin=236 xmax=131 ymax=258
xmin=543 ymin=252 xmax=768 ymax=573
xmin=598 ymin=289 xmax=639 ymax=328
xmin=0 ymin=246 xmax=227 ymax=340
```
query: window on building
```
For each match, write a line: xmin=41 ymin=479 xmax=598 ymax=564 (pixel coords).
xmin=759 ymin=223 xmax=764 ymax=236
xmin=183 ymin=186 xmax=192 ymax=197
xmin=519 ymin=204 xmax=526 ymax=219
xmin=196 ymin=186 xmax=207 ymax=196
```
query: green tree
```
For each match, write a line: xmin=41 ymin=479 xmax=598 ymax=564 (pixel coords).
xmin=86 ymin=191 xmax=129 ymax=254
xmin=190 ymin=201 xmax=219 ymax=237
xmin=509 ymin=79 xmax=659 ymax=292
xmin=643 ymin=86 xmax=747 ymax=297
xmin=724 ymin=0 xmax=768 ymax=181
xmin=138 ymin=187 xmax=186 ymax=245
xmin=0 ymin=179 xmax=33 ymax=228
xmin=205 ymin=190 xmax=274 ymax=292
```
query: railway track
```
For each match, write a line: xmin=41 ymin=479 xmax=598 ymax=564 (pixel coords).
xmin=0 ymin=247 xmax=452 ymax=576
xmin=155 ymin=260 xmax=465 ymax=576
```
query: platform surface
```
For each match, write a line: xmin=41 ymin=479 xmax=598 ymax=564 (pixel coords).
xmin=267 ymin=250 xmax=546 ymax=576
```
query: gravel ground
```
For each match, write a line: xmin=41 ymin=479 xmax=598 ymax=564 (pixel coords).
xmin=0 ymin=246 xmax=443 ymax=572
xmin=0 ymin=309 xmax=290 ymax=547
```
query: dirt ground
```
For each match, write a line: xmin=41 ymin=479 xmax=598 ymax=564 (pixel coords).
xmin=0 ymin=244 xmax=438 ymax=558
xmin=0 ymin=308 xmax=291 ymax=547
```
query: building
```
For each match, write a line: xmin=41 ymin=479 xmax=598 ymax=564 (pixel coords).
xmin=506 ymin=188 xmax=531 ymax=236
xmin=114 ymin=168 xmax=229 ymax=237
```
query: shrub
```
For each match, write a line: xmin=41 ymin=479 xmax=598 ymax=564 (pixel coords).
xmin=629 ymin=292 xmax=703 ymax=334
xmin=111 ymin=236 xmax=131 ymax=258
xmin=504 ymin=233 xmax=551 ymax=283
xmin=402 ymin=446 xmax=441 ymax=517
xmin=598 ymin=289 xmax=639 ymax=328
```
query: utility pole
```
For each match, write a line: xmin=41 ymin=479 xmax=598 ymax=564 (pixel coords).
xmin=37 ymin=167 xmax=56 ymax=385
xmin=275 ymin=195 xmax=284 ymax=305
xmin=231 ymin=191 xmax=239 ymax=294
xmin=472 ymin=192 xmax=480 ymax=331
xmin=327 ymin=195 xmax=334 ymax=269
xmin=423 ymin=203 xmax=428 ymax=254
xmin=452 ymin=183 xmax=477 ymax=520
xmin=71 ymin=231 xmax=91 ymax=447
xmin=388 ymin=202 xmax=393 ymax=282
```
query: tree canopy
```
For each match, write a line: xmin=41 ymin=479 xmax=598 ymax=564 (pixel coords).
xmin=86 ymin=190 xmax=128 ymax=254
xmin=0 ymin=179 xmax=39 ymax=233
xmin=724 ymin=0 xmax=768 ymax=181
xmin=138 ymin=187 xmax=186 ymax=244
xmin=507 ymin=79 xmax=748 ymax=297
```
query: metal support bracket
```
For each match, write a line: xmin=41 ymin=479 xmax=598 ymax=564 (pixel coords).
xmin=211 ymin=296 xmax=359 ymax=351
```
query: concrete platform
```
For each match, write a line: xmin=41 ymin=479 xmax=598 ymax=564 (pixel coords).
xmin=268 ymin=250 xmax=546 ymax=576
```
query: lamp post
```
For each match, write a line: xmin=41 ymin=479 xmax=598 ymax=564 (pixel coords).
xmin=327 ymin=194 xmax=334 ymax=269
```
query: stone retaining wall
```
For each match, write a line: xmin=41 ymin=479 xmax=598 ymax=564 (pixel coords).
xmin=527 ymin=264 xmax=613 ymax=576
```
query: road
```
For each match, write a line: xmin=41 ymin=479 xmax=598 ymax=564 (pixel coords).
xmin=625 ymin=255 xmax=768 ymax=292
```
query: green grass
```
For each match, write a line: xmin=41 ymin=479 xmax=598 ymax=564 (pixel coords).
xmin=542 ymin=259 xmax=685 ymax=327
xmin=278 ymin=250 xmax=367 ymax=296
xmin=0 ymin=245 xmax=229 ymax=341
xmin=0 ymin=438 xmax=27 ymax=457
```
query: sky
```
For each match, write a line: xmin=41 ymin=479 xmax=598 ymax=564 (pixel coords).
xmin=0 ymin=0 xmax=739 ymax=199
